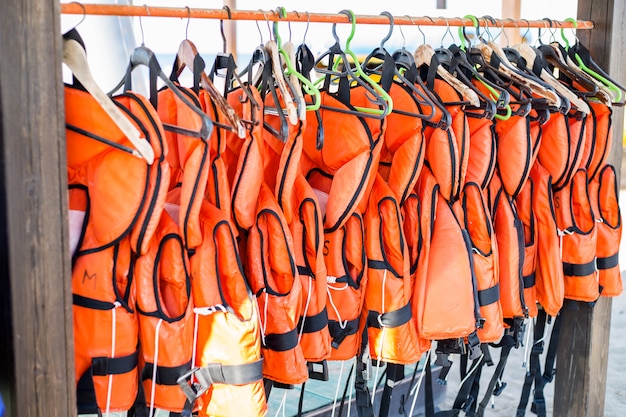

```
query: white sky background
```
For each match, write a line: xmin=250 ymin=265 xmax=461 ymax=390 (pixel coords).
xmin=60 ymin=0 xmax=580 ymax=91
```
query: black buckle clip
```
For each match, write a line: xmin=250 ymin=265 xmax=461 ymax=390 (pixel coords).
xmin=494 ymin=381 xmax=507 ymax=396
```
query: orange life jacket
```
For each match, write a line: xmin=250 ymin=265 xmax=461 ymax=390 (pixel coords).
xmin=245 ymin=182 xmax=308 ymax=385
xmin=401 ymin=192 xmax=433 ymax=354
xmin=187 ymin=200 xmax=266 ymax=417
xmin=423 ymin=79 xmax=469 ymax=202
xmin=377 ymin=82 xmax=426 ymax=205
xmin=135 ymin=211 xmax=194 ymax=414
xmin=494 ymin=111 xmax=540 ymax=198
xmin=582 ymin=102 xmax=613 ymax=182
xmin=529 ymin=161 xmax=564 ymax=317
xmin=116 ymin=92 xmax=171 ymax=256
xmin=589 ymin=164 xmax=623 ymax=297
xmin=157 ymin=86 xmax=210 ymax=251
xmin=301 ymin=93 xmax=382 ymax=233
xmin=465 ymin=115 xmax=496 ymax=189
xmin=262 ymin=91 xmax=305 ymax=226
xmin=462 ymin=182 xmax=503 ymax=343
xmin=515 ymin=177 xmax=539 ymax=318
xmin=554 ymin=169 xmax=599 ymax=302
xmin=414 ymin=168 xmax=478 ymax=340
xmin=487 ymin=173 xmax=528 ymax=320
xmin=66 ymin=85 xmax=166 ymax=413
xmin=197 ymin=89 xmax=233 ymax=216
xmin=324 ymin=212 xmax=369 ymax=360
xmin=223 ymin=85 xmax=264 ymax=230
xmin=538 ymin=110 xmax=587 ymax=191
xmin=289 ymin=173 xmax=331 ymax=364
xmin=364 ymin=174 xmax=424 ymax=364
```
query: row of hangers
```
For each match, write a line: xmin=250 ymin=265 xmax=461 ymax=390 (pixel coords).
xmin=61 ymin=7 xmax=626 ymax=166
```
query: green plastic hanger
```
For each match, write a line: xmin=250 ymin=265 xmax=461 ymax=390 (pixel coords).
xmin=315 ymin=10 xmax=393 ymax=116
xmin=563 ymin=17 xmax=623 ymax=102
xmin=457 ymin=15 xmax=511 ymax=120
xmin=273 ymin=7 xmax=321 ymax=111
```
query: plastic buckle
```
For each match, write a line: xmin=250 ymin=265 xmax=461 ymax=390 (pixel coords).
xmin=467 ymin=332 xmax=482 ymax=361
xmin=493 ymin=381 xmax=507 ymax=396
xmin=462 ymin=395 xmax=476 ymax=412
xmin=177 ymin=367 xmax=212 ymax=403
xmin=543 ymin=369 xmax=556 ymax=383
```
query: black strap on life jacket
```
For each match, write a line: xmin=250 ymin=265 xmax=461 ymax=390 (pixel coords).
xmin=476 ymin=334 xmax=517 ymax=417
xmin=355 ymin=327 xmax=375 ymax=417
xmin=517 ymin=309 xmax=549 ymax=417
xmin=76 ymin=349 xmax=140 ymax=415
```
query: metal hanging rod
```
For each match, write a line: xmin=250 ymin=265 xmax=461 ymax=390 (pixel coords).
xmin=60 ymin=3 xmax=593 ymax=29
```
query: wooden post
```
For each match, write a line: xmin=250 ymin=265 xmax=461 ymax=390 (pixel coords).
xmin=0 ymin=0 xmax=75 ymax=416
xmin=501 ymin=0 xmax=522 ymax=46
xmin=554 ymin=1 xmax=625 ymax=416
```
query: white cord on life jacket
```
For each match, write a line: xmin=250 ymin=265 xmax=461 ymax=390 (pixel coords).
xmin=372 ymin=269 xmax=389 ymax=405
xmin=105 ymin=301 xmax=121 ymax=417
xmin=347 ymin=357 xmax=356 ymax=417
xmin=326 ymin=285 xmax=349 ymax=329
xmin=274 ymin=389 xmax=288 ymax=417
xmin=148 ymin=318 xmax=163 ymax=417
xmin=409 ymin=350 xmax=431 ymax=417
xmin=331 ymin=360 xmax=345 ymax=417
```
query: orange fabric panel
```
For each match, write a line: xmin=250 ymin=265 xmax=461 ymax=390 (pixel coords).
xmin=590 ymin=164 xmax=623 ymax=297
xmin=364 ymin=174 xmax=425 ymax=364
xmin=192 ymin=201 xmax=266 ymax=417
xmin=289 ymin=173 xmax=331 ymax=362
xmin=554 ymin=169 xmax=599 ymax=302
xmin=463 ymin=182 xmax=503 ymax=343
xmin=529 ymin=162 xmax=564 ymax=317
xmin=136 ymin=212 xmax=194 ymax=413
xmin=245 ymin=183 xmax=307 ymax=384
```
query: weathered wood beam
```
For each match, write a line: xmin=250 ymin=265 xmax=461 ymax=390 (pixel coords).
xmin=554 ymin=0 xmax=626 ymax=416
xmin=0 ymin=0 xmax=75 ymax=416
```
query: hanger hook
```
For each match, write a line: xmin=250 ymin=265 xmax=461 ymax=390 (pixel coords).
xmin=332 ymin=9 xmax=356 ymax=49
xmin=273 ymin=7 xmax=287 ymax=46
xmin=220 ymin=6 xmax=231 ymax=53
xmin=139 ymin=5 xmax=149 ymax=46
xmin=440 ymin=16 xmax=454 ymax=48
xmin=501 ymin=18 xmax=515 ymax=46
xmin=265 ymin=10 xmax=274 ymax=41
xmin=459 ymin=15 xmax=478 ymax=50
xmin=69 ymin=1 xmax=86 ymax=30
xmin=184 ymin=6 xmax=191 ymax=40
xmin=255 ymin=11 xmax=264 ymax=44
xmin=561 ymin=17 xmax=578 ymax=49
xmin=521 ymin=18 xmax=531 ymax=43
xmin=543 ymin=18 xmax=556 ymax=43
xmin=303 ymin=11 xmax=310 ymax=45
xmin=379 ymin=11 xmax=394 ymax=49
xmin=482 ymin=15 xmax=497 ymax=42
xmin=400 ymin=15 xmax=415 ymax=48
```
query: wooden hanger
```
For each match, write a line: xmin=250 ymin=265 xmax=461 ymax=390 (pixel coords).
xmin=265 ymin=39 xmax=299 ymax=125
xmin=173 ymin=39 xmax=245 ymax=138
xmin=62 ymin=31 xmax=154 ymax=164
xmin=513 ymin=43 xmax=590 ymax=114
xmin=477 ymin=42 xmax=561 ymax=108
xmin=414 ymin=43 xmax=480 ymax=107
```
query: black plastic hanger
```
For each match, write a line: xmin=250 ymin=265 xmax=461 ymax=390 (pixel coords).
xmin=109 ymin=42 xmax=213 ymax=141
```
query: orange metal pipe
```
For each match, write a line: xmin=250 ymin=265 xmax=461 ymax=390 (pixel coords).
xmin=60 ymin=3 xmax=593 ymax=29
